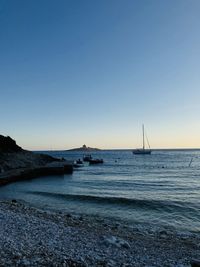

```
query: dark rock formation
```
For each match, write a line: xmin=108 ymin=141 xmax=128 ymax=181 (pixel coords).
xmin=0 ymin=135 xmax=22 ymax=153
xmin=191 ymin=260 xmax=200 ymax=267
xmin=0 ymin=135 xmax=61 ymax=172
xmin=0 ymin=135 xmax=73 ymax=186
xmin=0 ymin=150 xmax=61 ymax=172
xmin=0 ymin=163 xmax=73 ymax=186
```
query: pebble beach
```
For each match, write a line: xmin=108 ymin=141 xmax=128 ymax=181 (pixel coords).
xmin=0 ymin=200 xmax=199 ymax=267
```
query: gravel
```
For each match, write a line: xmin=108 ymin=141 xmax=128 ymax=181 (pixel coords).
xmin=0 ymin=200 xmax=199 ymax=267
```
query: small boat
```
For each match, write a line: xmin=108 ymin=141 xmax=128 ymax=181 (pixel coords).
xmin=89 ymin=158 xmax=104 ymax=164
xmin=83 ymin=154 xmax=92 ymax=162
xmin=73 ymin=159 xmax=84 ymax=168
xmin=132 ymin=125 xmax=152 ymax=155
xmin=76 ymin=159 xmax=83 ymax=164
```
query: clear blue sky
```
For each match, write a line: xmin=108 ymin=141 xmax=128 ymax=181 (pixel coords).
xmin=1 ymin=0 xmax=200 ymax=150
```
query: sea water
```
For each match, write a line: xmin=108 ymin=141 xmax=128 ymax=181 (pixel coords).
xmin=0 ymin=150 xmax=200 ymax=233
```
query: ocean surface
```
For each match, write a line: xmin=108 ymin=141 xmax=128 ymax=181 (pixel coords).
xmin=0 ymin=149 xmax=200 ymax=233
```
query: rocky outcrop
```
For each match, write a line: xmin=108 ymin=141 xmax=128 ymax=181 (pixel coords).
xmin=0 ymin=135 xmax=73 ymax=185
xmin=0 ymin=163 xmax=73 ymax=186
xmin=0 ymin=135 xmax=62 ymax=172
xmin=0 ymin=135 xmax=22 ymax=153
xmin=0 ymin=150 xmax=60 ymax=173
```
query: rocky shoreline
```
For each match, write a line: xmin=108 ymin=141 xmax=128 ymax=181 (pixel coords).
xmin=0 ymin=200 xmax=199 ymax=267
xmin=0 ymin=135 xmax=73 ymax=186
xmin=0 ymin=161 xmax=74 ymax=187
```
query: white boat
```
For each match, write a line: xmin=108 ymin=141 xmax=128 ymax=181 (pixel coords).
xmin=132 ymin=125 xmax=152 ymax=155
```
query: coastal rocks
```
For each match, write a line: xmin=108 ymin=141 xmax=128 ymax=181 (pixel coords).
xmin=0 ymin=150 xmax=61 ymax=173
xmin=0 ymin=142 xmax=74 ymax=186
xmin=0 ymin=135 xmax=63 ymax=173
xmin=0 ymin=163 xmax=73 ymax=187
xmin=191 ymin=260 xmax=200 ymax=267
xmin=0 ymin=135 xmax=22 ymax=153
xmin=158 ymin=230 xmax=170 ymax=239
xmin=14 ymin=257 xmax=88 ymax=267
xmin=103 ymin=235 xmax=130 ymax=249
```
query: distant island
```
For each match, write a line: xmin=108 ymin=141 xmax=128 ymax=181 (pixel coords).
xmin=66 ymin=144 xmax=101 ymax=152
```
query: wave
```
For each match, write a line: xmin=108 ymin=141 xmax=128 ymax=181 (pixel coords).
xmin=29 ymin=191 xmax=197 ymax=213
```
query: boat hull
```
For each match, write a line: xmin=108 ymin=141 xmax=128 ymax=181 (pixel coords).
xmin=132 ymin=149 xmax=151 ymax=155
xmin=89 ymin=159 xmax=104 ymax=164
xmin=83 ymin=155 xmax=92 ymax=162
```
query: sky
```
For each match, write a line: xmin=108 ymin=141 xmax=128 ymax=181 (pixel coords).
xmin=0 ymin=0 xmax=200 ymax=150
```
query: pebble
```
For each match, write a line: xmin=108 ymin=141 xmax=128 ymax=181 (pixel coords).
xmin=159 ymin=230 xmax=169 ymax=239
xmin=104 ymin=235 xmax=131 ymax=249
xmin=0 ymin=201 xmax=199 ymax=267
xmin=191 ymin=260 xmax=200 ymax=267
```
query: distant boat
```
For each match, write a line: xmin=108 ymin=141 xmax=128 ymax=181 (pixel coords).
xmin=76 ymin=159 xmax=83 ymax=164
xmin=83 ymin=154 xmax=92 ymax=162
xmin=83 ymin=154 xmax=104 ymax=164
xmin=132 ymin=125 xmax=152 ymax=155
xmin=89 ymin=158 xmax=104 ymax=164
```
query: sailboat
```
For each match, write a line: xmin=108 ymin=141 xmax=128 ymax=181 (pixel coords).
xmin=132 ymin=125 xmax=152 ymax=155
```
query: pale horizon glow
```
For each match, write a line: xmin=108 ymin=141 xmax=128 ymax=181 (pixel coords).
xmin=1 ymin=0 xmax=200 ymax=150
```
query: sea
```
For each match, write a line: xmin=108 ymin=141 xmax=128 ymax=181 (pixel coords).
xmin=0 ymin=149 xmax=200 ymax=233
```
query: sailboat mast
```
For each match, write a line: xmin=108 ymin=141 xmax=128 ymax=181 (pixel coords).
xmin=142 ymin=124 xmax=145 ymax=149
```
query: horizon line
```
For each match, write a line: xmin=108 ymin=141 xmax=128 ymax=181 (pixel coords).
xmin=31 ymin=147 xmax=200 ymax=152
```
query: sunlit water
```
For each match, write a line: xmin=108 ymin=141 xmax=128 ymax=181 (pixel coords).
xmin=0 ymin=150 xmax=200 ymax=233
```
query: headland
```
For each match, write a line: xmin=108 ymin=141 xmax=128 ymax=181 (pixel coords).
xmin=0 ymin=135 xmax=73 ymax=186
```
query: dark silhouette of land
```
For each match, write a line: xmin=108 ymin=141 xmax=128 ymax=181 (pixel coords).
xmin=67 ymin=144 xmax=101 ymax=152
xmin=0 ymin=135 xmax=73 ymax=186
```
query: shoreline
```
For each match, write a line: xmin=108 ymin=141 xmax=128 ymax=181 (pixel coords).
xmin=0 ymin=200 xmax=199 ymax=267
xmin=0 ymin=143 xmax=74 ymax=187
xmin=0 ymin=154 xmax=74 ymax=187
xmin=0 ymin=163 xmax=73 ymax=186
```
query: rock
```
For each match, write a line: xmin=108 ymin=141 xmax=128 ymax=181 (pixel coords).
xmin=159 ymin=230 xmax=169 ymax=238
xmin=17 ymin=258 xmax=31 ymax=266
xmin=64 ymin=258 xmax=87 ymax=267
xmin=191 ymin=260 xmax=200 ymax=267
xmin=104 ymin=236 xmax=130 ymax=249
xmin=13 ymin=252 xmax=22 ymax=259
xmin=0 ymin=135 xmax=22 ymax=153
xmin=0 ymin=134 xmax=62 ymax=175
xmin=107 ymin=259 xmax=116 ymax=266
xmin=79 ymin=216 xmax=83 ymax=221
